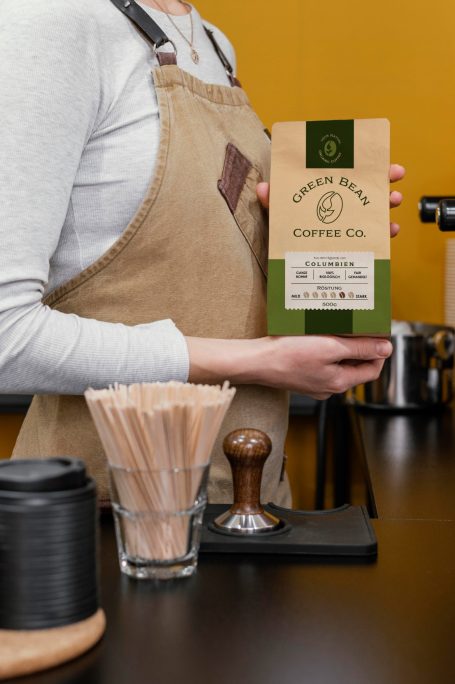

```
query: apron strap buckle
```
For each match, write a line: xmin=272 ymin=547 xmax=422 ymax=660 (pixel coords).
xmin=153 ymin=41 xmax=178 ymax=67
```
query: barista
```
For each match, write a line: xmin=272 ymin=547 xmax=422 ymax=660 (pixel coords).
xmin=0 ymin=0 xmax=404 ymax=505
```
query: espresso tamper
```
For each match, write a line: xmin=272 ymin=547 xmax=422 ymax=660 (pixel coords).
xmin=213 ymin=429 xmax=282 ymax=534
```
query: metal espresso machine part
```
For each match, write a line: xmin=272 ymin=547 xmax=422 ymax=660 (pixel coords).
xmin=419 ymin=196 xmax=455 ymax=230
xmin=349 ymin=197 xmax=455 ymax=411
xmin=351 ymin=321 xmax=455 ymax=410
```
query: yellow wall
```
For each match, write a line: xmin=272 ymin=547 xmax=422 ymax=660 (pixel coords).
xmin=3 ymin=2 xmax=454 ymax=486
xmin=198 ymin=0 xmax=455 ymax=323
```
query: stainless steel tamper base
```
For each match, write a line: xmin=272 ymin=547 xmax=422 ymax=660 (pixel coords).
xmin=214 ymin=428 xmax=284 ymax=536
xmin=213 ymin=509 xmax=281 ymax=535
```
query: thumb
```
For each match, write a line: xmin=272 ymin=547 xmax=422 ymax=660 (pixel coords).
xmin=256 ymin=182 xmax=269 ymax=209
xmin=332 ymin=336 xmax=393 ymax=362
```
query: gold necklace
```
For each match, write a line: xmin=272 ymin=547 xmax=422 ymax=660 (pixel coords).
xmin=152 ymin=1 xmax=199 ymax=64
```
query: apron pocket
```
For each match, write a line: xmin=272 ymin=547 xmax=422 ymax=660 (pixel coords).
xmin=218 ymin=143 xmax=268 ymax=277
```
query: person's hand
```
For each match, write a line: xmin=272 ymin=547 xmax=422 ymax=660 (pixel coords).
xmin=252 ymin=335 xmax=392 ymax=399
xmin=185 ymin=335 xmax=392 ymax=400
xmin=256 ymin=163 xmax=406 ymax=237
xmin=389 ymin=164 xmax=405 ymax=237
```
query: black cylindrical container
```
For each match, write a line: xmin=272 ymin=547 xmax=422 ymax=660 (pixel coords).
xmin=0 ymin=458 xmax=99 ymax=630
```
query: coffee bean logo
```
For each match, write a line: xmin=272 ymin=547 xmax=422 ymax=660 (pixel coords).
xmin=316 ymin=191 xmax=344 ymax=224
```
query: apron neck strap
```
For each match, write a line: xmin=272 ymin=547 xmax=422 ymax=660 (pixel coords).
xmin=203 ymin=27 xmax=241 ymax=88
xmin=109 ymin=0 xmax=240 ymax=86
xmin=110 ymin=0 xmax=177 ymax=54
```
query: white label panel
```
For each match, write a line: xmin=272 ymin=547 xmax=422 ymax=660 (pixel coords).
xmin=285 ymin=251 xmax=374 ymax=310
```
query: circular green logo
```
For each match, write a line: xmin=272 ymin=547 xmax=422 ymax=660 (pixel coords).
xmin=324 ymin=140 xmax=337 ymax=158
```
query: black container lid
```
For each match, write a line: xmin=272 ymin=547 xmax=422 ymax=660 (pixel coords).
xmin=0 ymin=458 xmax=87 ymax=493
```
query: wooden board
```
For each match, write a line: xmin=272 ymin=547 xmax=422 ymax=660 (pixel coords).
xmin=0 ymin=609 xmax=106 ymax=680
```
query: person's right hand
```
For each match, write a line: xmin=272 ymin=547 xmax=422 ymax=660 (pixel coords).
xmin=185 ymin=335 xmax=392 ymax=400
xmin=255 ymin=335 xmax=392 ymax=400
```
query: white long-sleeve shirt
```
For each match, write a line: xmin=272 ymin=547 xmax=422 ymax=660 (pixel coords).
xmin=0 ymin=0 xmax=236 ymax=394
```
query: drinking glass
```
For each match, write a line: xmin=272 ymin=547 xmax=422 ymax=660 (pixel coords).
xmin=108 ymin=463 xmax=209 ymax=580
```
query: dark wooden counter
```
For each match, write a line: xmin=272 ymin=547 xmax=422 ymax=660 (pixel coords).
xmin=3 ymin=405 xmax=455 ymax=684
xmin=353 ymin=406 xmax=455 ymax=521
xmin=6 ymin=516 xmax=455 ymax=684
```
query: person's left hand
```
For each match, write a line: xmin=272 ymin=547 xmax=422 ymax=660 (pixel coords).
xmin=257 ymin=163 xmax=406 ymax=237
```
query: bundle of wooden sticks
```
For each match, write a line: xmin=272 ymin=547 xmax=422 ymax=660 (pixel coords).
xmin=85 ymin=381 xmax=236 ymax=561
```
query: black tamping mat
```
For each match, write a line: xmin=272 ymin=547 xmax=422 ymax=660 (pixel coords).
xmin=200 ymin=503 xmax=377 ymax=558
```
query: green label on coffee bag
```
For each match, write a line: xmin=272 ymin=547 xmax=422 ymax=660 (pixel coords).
xmin=306 ymin=120 xmax=354 ymax=168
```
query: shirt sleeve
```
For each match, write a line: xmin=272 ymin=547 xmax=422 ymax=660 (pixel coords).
xmin=0 ymin=0 xmax=189 ymax=395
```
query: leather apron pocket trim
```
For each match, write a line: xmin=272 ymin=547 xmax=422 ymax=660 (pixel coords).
xmin=218 ymin=143 xmax=268 ymax=278
xmin=217 ymin=143 xmax=252 ymax=213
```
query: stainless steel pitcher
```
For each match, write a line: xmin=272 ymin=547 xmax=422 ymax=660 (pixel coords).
xmin=351 ymin=321 xmax=454 ymax=410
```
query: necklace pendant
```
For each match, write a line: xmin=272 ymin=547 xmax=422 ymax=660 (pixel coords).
xmin=191 ymin=48 xmax=199 ymax=64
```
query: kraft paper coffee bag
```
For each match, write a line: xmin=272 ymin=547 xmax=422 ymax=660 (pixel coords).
xmin=268 ymin=119 xmax=390 ymax=336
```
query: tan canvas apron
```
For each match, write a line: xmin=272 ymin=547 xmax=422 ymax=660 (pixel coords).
xmin=12 ymin=25 xmax=291 ymax=507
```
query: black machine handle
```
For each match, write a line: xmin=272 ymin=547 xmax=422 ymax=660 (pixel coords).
xmin=419 ymin=195 xmax=455 ymax=228
xmin=436 ymin=199 xmax=455 ymax=232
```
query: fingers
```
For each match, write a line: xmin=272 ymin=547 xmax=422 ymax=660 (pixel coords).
xmin=390 ymin=222 xmax=400 ymax=237
xmin=329 ymin=336 xmax=393 ymax=362
xmin=390 ymin=190 xmax=403 ymax=208
xmin=333 ymin=358 xmax=385 ymax=394
xmin=389 ymin=168 xmax=404 ymax=237
xmin=256 ymin=181 xmax=270 ymax=209
xmin=308 ymin=358 xmax=385 ymax=398
xmin=389 ymin=164 xmax=405 ymax=182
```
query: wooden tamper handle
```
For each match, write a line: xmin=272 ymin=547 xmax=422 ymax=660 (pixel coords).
xmin=223 ymin=429 xmax=272 ymax=515
xmin=213 ymin=429 xmax=282 ymax=534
